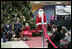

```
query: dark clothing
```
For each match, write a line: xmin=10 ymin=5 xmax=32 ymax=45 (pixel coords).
xmin=68 ymin=42 xmax=71 ymax=48
xmin=4 ymin=24 xmax=12 ymax=33
xmin=1 ymin=28 xmax=4 ymax=38
xmin=61 ymin=19 xmax=70 ymax=30
xmin=54 ymin=19 xmax=71 ymax=30
xmin=14 ymin=22 xmax=22 ymax=38
xmin=51 ymin=32 xmax=65 ymax=43
xmin=48 ymin=32 xmax=65 ymax=48
xmin=3 ymin=24 xmax=12 ymax=42
xmin=47 ymin=24 xmax=52 ymax=31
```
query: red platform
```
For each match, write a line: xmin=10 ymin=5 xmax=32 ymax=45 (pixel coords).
xmin=24 ymin=37 xmax=47 ymax=48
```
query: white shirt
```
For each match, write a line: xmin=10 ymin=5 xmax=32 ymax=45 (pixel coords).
xmin=64 ymin=32 xmax=71 ymax=43
xmin=7 ymin=25 xmax=9 ymax=28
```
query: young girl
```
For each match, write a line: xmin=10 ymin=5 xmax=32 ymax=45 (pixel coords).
xmin=20 ymin=23 xmax=32 ymax=40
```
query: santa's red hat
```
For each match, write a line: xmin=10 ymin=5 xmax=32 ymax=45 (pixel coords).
xmin=38 ymin=8 xmax=43 ymax=10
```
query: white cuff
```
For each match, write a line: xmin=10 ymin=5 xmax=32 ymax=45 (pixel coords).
xmin=38 ymin=30 xmax=42 ymax=32
xmin=36 ymin=23 xmax=42 ymax=26
xmin=36 ymin=22 xmax=47 ymax=26
xmin=43 ymin=23 xmax=47 ymax=24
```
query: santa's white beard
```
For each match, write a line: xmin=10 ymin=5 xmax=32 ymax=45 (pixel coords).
xmin=38 ymin=12 xmax=43 ymax=18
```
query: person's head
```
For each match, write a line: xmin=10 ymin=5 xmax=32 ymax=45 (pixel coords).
xmin=25 ymin=23 xmax=29 ymax=27
xmin=6 ymin=20 xmax=10 ymax=24
xmin=16 ymin=18 xmax=20 ymax=22
xmin=51 ymin=24 xmax=58 ymax=33
xmin=38 ymin=8 xmax=44 ymax=18
xmin=23 ymin=16 xmax=25 ymax=18
xmin=57 ymin=26 xmax=62 ymax=32
xmin=55 ymin=17 xmax=57 ymax=20
xmin=67 ymin=16 xmax=71 ymax=20
xmin=61 ymin=16 xmax=65 ymax=19
xmin=61 ymin=26 xmax=68 ymax=35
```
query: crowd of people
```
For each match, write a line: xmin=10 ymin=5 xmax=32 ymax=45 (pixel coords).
xmin=1 ymin=16 xmax=40 ymax=42
xmin=1 ymin=10 xmax=71 ymax=48
xmin=2 ymin=19 xmax=22 ymax=42
xmin=46 ymin=16 xmax=71 ymax=48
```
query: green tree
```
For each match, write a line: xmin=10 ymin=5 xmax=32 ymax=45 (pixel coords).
xmin=1 ymin=1 xmax=36 ymax=30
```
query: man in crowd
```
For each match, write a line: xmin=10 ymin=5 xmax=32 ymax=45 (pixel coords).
xmin=14 ymin=18 xmax=22 ymax=40
xmin=3 ymin=21 xmax=13 ymax=43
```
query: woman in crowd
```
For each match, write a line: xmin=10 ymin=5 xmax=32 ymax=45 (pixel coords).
xmin=61 ymin=26 xmax=71 ymax=48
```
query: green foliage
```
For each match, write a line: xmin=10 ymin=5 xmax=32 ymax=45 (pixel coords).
xmin=1 ymin=1 xmax=36 ymax=30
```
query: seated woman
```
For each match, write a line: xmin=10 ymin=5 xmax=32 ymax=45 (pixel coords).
xmin=20 ymin=23 xmax=32 ymax=40
xmin=60 ymin=26 xmax=71 ymax=48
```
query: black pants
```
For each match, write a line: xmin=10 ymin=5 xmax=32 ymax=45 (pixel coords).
xmin=15 ymin=29 xmax=21 ymax=38
xmin=48 ymin=42 xmax=59 ymax=48
xmin=3 ymin=32 xmax=12 ymax=42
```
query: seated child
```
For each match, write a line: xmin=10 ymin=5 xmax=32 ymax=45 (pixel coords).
xmin=20 ymin=23 xmax=32 ymax=40
xmin=22 ymin=23 xmax=32 ymax=37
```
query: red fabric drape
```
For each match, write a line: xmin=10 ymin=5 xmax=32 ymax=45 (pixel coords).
xmin=42 ymin=24 xmax=58 ymax=48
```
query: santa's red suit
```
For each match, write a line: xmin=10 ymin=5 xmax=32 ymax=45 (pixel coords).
xmin=36 ymin=8 xmax=47 ymax=33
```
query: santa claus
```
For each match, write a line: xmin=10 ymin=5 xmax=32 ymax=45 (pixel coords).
xmin=36 ymin=8 xmax=47 ymax=35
